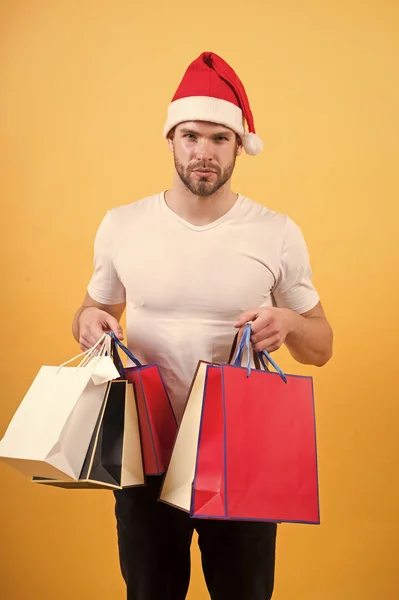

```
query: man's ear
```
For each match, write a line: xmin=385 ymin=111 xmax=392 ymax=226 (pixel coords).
xmin=236 ymin=136 xmax=244 ymax=157
xmin=167 ymin=128 xmax=175 ymax=152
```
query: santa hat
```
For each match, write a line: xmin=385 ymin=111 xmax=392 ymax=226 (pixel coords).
xmin=163 ymin=52 xmax=263 ymax=156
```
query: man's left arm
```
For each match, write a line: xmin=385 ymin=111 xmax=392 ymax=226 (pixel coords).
xmin=235 ymin=215 xmax=333 ymax=367
xmin=235 ymin=302 xmax=333 ymax=367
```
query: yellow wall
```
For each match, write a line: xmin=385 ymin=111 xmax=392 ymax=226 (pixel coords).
xmin=1 ymin=1 xmax=398 ymax=598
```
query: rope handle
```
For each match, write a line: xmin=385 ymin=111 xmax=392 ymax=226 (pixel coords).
xmin=232 ymin=323 xmax=287 ymax=383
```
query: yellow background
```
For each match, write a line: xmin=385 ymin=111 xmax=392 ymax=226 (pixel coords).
xmin=1 ymin=1 xmax=398 ymax=599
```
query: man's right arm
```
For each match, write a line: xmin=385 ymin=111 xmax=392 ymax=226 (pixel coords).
xmin=72 ymin=292 xmax=126 ymax=351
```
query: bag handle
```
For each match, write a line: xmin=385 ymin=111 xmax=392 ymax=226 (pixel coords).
xmin=228 ymin=330 xmax=262 ymax=370
xmin=56 ymin=333 xmax=108 ymax=373
xmin=78 ymin=332 xmax=111 ymax=368
xmin=108 ymin=332 xmax=142 ymax=370
xmin=232 ymin=323 xmax=287 ymax=383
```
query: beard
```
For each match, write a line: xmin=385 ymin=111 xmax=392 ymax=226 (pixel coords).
xmin=174 ymin=153 xmax=236 ymax=197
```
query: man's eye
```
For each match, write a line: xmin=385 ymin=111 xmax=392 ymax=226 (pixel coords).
xmin=184 ymin=134 xmax=197 ymax=139
xmin=215 ymin=136 xmax=228 ymax=142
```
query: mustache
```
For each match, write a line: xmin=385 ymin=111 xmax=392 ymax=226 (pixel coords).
xmin=187 ymin=162 xmax=221 ymax=175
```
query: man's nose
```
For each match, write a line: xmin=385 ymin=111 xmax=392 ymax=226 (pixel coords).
xmin=194 ymin=138 xmax=214 ymax=162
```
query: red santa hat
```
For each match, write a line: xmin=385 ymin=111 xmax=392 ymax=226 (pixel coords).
xmin=163 ymin=52 xmax=263 ymax=156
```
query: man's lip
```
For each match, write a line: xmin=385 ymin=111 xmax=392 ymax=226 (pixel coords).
xmin=193 ymin=169 xmax=216 ymax=173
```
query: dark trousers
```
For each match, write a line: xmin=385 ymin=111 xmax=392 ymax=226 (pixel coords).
xmin=114 ymin=476 xmax=277 ymax=600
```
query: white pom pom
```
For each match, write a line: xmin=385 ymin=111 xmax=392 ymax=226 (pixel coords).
xmin=242 ymin=132 xmax=263 ymax=155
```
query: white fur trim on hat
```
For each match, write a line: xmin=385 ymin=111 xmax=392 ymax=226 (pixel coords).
xmin=164 ymin=96 xmax=245 ymax=139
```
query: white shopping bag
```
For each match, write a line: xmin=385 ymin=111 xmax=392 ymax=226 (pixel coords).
xmin=0 ymin=334 xmax=120 ymax=481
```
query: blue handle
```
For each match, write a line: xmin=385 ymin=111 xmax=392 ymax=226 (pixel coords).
xmin=258 ymin=348 xmax=287 ymax=383
xmin=232 ymin=324 xmax=287 ymax=383
xmin=108 ymin=332 xmax=142 ymax=371
xmin=233 ymin=324 xmax=252 ymax=376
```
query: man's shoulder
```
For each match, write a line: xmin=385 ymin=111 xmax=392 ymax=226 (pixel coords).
xmin=239 ymin=195 xmax=288 ymax=228
xmin=108 ymin=192 xmax=162 ymax=221
xmin=238 ymin=195 xmax=308 ymax=247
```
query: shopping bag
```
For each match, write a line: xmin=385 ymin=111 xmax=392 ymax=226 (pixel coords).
xmin=32 ymin=380 xmax=145 ymax=489
xmin=160 ymin=325 xmax=320 ymax=525
xmin=110 ymin=333 xmax=178 ymax=475
xmin=191 ymin=324 xmax=320 ymax=524
xmin=0 ymin=334 xmax=120 ymax=481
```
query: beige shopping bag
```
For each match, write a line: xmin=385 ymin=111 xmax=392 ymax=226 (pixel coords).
xmin=159 ymin=361 xmax=209 ymax=511
xmin=0 ymin=335 xmax=120 ymax=481
xmin=32 ymin=380 xmax=145 ymax=490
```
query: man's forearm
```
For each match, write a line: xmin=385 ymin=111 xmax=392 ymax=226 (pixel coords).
xmin=285 ymin=310 xmax=333 ymax=367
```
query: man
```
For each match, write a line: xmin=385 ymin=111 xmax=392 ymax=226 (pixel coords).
xmin=72 ymin=52 xmax=333 ymax=600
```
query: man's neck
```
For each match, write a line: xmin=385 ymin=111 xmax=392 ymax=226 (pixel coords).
xmin=164 ymin=178 xmax=239 ymax=227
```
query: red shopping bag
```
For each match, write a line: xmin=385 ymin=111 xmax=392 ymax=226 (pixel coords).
xmin=110 ymin=334 xmax=177 ymax=475
xmin=191 ymin=324 xmax=320 ymax=524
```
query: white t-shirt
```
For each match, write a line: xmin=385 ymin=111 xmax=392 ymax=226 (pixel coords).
xmin=87 ymin=191 xmax=319 ymax=421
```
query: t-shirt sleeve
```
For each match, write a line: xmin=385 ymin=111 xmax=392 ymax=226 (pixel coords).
xmin=272 ymin=216 xmax=320 ymax=314
xmin=87 ymin=210 xmax=126 ymax=304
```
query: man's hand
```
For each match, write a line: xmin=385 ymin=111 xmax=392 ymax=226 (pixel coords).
xmin=78 ymin=306 xmax=124 ymax=351
xmin=234 ymin=307 xmax=294 ymax=353
xmin=235 ymin=302 xmax=333 ymax=367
